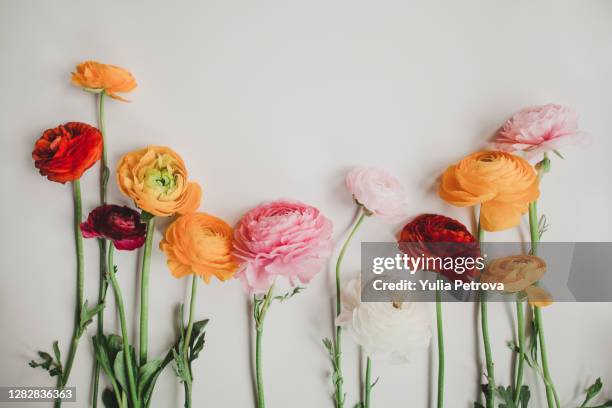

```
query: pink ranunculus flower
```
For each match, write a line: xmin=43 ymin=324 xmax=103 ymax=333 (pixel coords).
xmin=495 ymin=104 xmax=588 ymax=158
xmin=232 ymin=200 xmax=334 ymax=293
xmin=346 ymin=167 xmax=409 ymax=223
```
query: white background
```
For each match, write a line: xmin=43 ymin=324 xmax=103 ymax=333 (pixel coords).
xmin=1 ymin=0 xmax=611 ymax=407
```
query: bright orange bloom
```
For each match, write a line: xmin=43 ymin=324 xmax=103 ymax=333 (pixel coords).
xmin=439 ymin=150 xmax=539 ymax=231
xmin=71 ymin=61 xmax=136 ymax=101
xmin=160 ymin=212 xmax=238 ymax=282
xmin=116 ymin=146 xmax=201 ymax=217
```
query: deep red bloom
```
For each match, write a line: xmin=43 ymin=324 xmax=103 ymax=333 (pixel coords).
xmin=398 ymin=214 xmax=480 ymax=282
xmin=32 ymin=122 xmax=102 ymax=183
xmin=81 ymin=205 xmax=146 ymax=250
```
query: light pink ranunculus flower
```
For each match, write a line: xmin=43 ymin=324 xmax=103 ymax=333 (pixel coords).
xmin=346 ymin=167 xmax=409 ymax=223
xmin=232 ymin=200 xmax=333 ymax=293
xmin=495 ymin=104 xmax=588 ymax=158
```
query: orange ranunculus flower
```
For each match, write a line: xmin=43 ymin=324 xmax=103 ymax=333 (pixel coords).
xmin=525 ymin=286 xmax=553 ymax=307
xmin=482 ymin=255 xmax=546 ymax=292
xmin=160 ymin=212 xmax=238 ymax=282
xmin=117 ymin=146 xmax=202 ymax=217
xmin=482 ymin=254 xmax=552 ymax=307
xmin=71 ymin=61 xmax=136 ymax=101
xmin=438 ymin=150 xmax=539 ymax=231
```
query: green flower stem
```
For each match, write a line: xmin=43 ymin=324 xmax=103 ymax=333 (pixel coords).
xmin=364 ymin=357 xmax=372 ymax=408
xmin=528 ymin=200 xmax=560 ymax=408
xmin=93 ymin=89 xmax=109 ymax=408
xmin=54 ymin=181 xmax=85 ymax=407
xmin=334 ymin=208 xmax=367 ymax=408
xmin=435 ymin=289 xmax=445 ymax=408
xmin=182 ymin=275 xmax=199 ymax=408
xmin=478 ymin=219 xmax=495 ymax=408
xmin=98 ymin=91 xmax=109 ymax=204
xmin=255 ymin=284 xmax=275 ymax=408
xmin=107 ymin=246 xmax=140 ymax=408
xmin=139 ymin=216 xmax=156 ymax=366
xmin=513 ymin=297 xmax=526 ymax=405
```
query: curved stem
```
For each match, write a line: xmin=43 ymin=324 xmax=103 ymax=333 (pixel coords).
xmin=182 ymin=275 xmax=198 ymax=408
xmin=436 ymin=289 xmax=445 ymax=408
xmin=514 ymin=298 xmax=525 ymax=404
xmin=481 ymin=291 xmax=495 ymax=408
xmin=107 ymin=246 xmax=140 ymax=408
xmin=139 ymin=217 xmax=156 ymax=366
xmin=364 ymin=357 xmax=372 ymax=408
xmin=477 ymin=219 xmax=495 ymax=408
xmin=255 ymin=284 xmax=275 ymax=408
xmin=55 ymin=180 xmax=85 ymax=408
xmin=529 ymin=196 xmax=559 ymax=408
xmin=334 ymin=208 xmax=367 ymax=408
xmin=93 ymin=90 xmax=109 ymax=408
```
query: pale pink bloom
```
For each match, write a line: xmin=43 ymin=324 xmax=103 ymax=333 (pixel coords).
xmin=346 ymin=167 xmax=409 ymax=223
xmin=232 ymin=200 xmax=333 ymax=293
xmin=495 ymin=104 xmax=588 ymax=158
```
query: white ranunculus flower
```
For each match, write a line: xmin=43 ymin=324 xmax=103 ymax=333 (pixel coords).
xmin=337 ymin=277 xmax=431 ymax=363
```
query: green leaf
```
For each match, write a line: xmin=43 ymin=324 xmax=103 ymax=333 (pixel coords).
xmin=519 ymin=385 xmax=531 ymax=408
xmin=496 ymin=385 xmax=516 ymax=408
xmin=107 ymin=335 xmax=124 ymax=355
xmin=582 ymin=378 xmax=604 ymax=406
xmin=137 ymin=359 xmax=163 ymax=398
xmin=190 ymin=333 xmax=206 ymax=363
xmin=29 ymin=346 xmax=62 ymax=378
xmin=52 ymin=341 xmax=61 ymax=369
xmin=273 ymin=286 xmax=305 ymax=303
xmin=113 ymin=351 xmax=128 ymax=392
xmin=78 ymin=300 xmax=105 ymax=337
xmin=142 ymin=349 xmax=174 ymax=408
xmin=92 ymin=335 xmax=115 ymax=384
xmin=101 ymin=388 xmax=119 ymax=408
xmin=473 ymin=403 xmax=485 ymax=408
xmin=177 ymin=304 xmax=185 ymax=338
xmin=552 ymin=149 xmax=564 ymax=159
xmin=192 ymin=319 xmax=209 ymax=336
xmin=140 ymin=210 xmax=155 ymax=222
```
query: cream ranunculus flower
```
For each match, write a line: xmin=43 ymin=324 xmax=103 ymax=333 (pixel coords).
xmin=337 ymin=277 xmax=431 ymax=362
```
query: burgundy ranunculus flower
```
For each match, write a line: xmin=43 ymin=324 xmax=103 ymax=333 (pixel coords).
xmin=80 ymin=205 xmax=146 ymax=250
xmin=398 ymin=214 xmax=480 ymax=282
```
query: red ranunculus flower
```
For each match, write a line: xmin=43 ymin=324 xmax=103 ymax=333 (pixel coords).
xmin=398 ymin=214 xmax=480 ymax=282
xmin=81 ymin=205 xmax=146 ymax=250
xmin=32 ymin=122 xmax=103 ymax=183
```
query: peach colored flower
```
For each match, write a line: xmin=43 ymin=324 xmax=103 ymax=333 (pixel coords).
xmin=71 ymin=61 xmax=136 ymax=101
xmin=482 ymin=254 xmax=552 ymax=307
xmin=439 ymin=151 xmax=539 ymax=232
xmin=525 ymin=286 xmax=553 ymax=308
xmin=481 ymin=255 xmax=546 ymax=292
xmin=495 ymin=104 xmax=588 ymax=158
xmin=117 ymin=146 xmax=201 ymax=217
xmin=160 ymin=212 xmax=237 ymax=283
